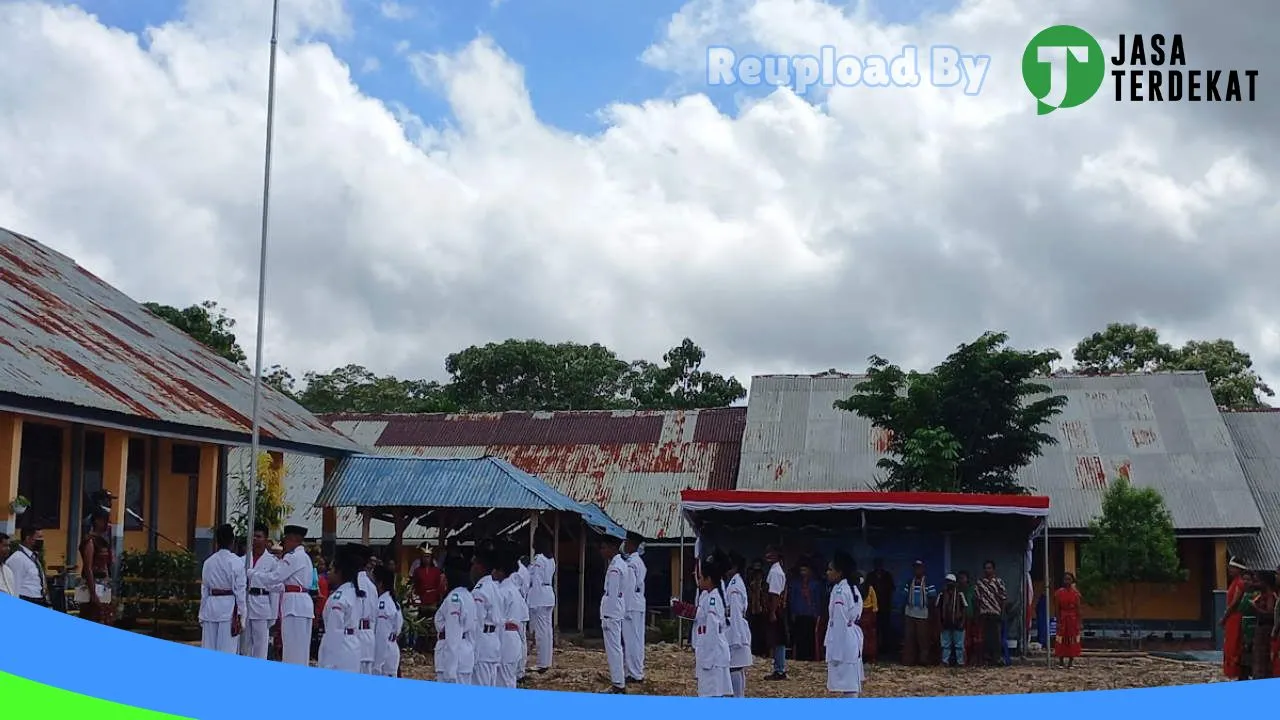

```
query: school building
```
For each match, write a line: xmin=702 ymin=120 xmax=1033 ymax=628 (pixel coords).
xmin=737 ymin=372 xmax=1266 ymax=640
xmin=0 ymin=227 xmax=363 ymax=582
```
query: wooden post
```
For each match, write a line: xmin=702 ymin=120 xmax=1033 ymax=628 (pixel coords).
xmin=577 ymin=517 xmax=587 ymax=632
xmin=0 ymin=414 xmax=22 ymax=537
xmin=361 ymin=509 xmax=371 ymax=545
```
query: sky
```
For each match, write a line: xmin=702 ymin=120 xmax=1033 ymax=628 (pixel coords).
xmin=0 ymin=0 xmax=1276 ymax=393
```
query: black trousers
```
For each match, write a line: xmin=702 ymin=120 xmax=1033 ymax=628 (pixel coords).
xmin=981 ymin=614 xmax=1004 ymax=664
xmin=20 ymin=596 xmax=48 ymax=606
xmin=792 ymin=615 xmax=817 ymax=661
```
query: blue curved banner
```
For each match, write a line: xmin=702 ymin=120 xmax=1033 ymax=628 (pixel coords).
xmin=0 ymin=593 xmax=1269 ymax=715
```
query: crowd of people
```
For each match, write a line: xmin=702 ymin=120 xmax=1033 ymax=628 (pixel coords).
xmin=1220 ymin=558 xmax=1280 ymax=681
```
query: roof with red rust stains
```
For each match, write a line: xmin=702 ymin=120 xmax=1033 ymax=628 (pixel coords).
xmin=318 ymin=407 xmax=747 ymax=539
xmin=739 ymin=372 xmax=1263 ymax=532
xmin=0 ymin=227 xmax=363 ymax=456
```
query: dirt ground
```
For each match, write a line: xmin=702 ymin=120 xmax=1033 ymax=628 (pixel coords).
xmin=398 ymin=642 xmax=1225 ymax=697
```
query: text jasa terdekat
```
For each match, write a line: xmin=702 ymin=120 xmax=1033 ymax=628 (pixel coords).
xmin=1111 ymin=34 xmax=1258 ymax=102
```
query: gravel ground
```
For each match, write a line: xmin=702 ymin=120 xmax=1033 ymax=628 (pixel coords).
xmin=398 ymin=642 xmax=1226 ymax=697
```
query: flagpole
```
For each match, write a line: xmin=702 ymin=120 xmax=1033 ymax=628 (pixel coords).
xmin=244 ymin=0 xmax=282 ymax=653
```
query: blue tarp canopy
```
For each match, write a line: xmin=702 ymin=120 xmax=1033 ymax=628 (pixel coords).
xmin=315 ymin=454 xmax=627 ymax=539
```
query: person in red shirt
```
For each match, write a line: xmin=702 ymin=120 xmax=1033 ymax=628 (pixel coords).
xmin=412 ymin=548 xmax=447 ymax=649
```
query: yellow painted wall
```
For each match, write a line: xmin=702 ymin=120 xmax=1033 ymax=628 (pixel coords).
xmin=0 ymin=413 xmax=221 ymax=569
xmin=1052 ymin=537 xmax=1208 ymax=622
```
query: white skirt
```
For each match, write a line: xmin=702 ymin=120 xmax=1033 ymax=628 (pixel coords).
xmin=696 ymin=665 xmax=733 ymax=697
xmin=729 ymin=644 xmax=753 ymax=669
xmin=827 ymin=659 xmax=863 ymax=693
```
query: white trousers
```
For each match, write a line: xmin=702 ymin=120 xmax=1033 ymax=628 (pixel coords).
xmin=517 ymin=624 xmax=528 ymax=678
xmin=602 ymin=617 xmax=625 ymax=687
xmin=730 ymin=668 xmax=746 ymax=698
xmin=474 ymin=661 xmax=499 ymax=687
xmin=239 ymin=619 xmax=272 ymax=659
xmin=458 ymin=672 xmax=473 ymax=685
xmin=498 ymin=662 xmax=518 ymax=688
xmin=623 ymin=610 xmax=645 ymax=680
xmin=281 ymin=616 xmax=313 ymax=666
xmin=201 ymin=621 xmax=237 ymax=654
xmin=530 ymin=606 xmax=554 ymax=669
xmin=359 ymin=660 xmax=373 ymax=674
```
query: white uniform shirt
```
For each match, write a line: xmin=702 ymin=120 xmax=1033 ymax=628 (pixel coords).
xmin=357 ymin=571 xmax=378 ymax=662
xmin=692 ymin=588 xmax=730 ymax=668
xmin=251 ymin=545 xmax=315 ymax=619
xmin=499 ymin=579 xmax=525 ymax=663
xmin=824 ymin=580 xmax=864 ymax=662
xmin=436 ymin=586 xmax=477 ymax=676
xmin=766 ymin=562 xmax=787 ymax=597
xmin=471 ymin=576 xmax=503 ymax=663
xmin=624 ymin=552 xmax=647 ymax=613
xmin=0 ymin=561 xmax=15 ymax=596
xmin=199 ymin=548 xmax=247 ymax=623
xmin=7 ymin=545 xmax=44 ymax=599
xmin=242 ymin=551 xmax=282 ymax=622
xmin=723 ymin=574 xmax=752 ymax=648
xmin=601 ymin=554 xmax=627 ymax=620
xmin=375 ymin=591 xmax=404 ymax=672
xmin=527 ymin=554 xmax=556 ymax=608
xmin=515 ymin=561 xmax=531 ymax=600
xmin=318 ymin=581 xmax=361 ymax=671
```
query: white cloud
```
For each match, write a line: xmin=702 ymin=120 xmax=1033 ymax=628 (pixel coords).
xmin=378 ymin=1 xmax=413 ymax=21
xmin=0 ymin=0 xmax=1277 ymax=392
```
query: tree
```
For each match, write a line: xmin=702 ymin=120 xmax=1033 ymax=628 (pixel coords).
xmin=626 ymin=339 xmax=747 ymax=409
xmin=145 ymin=300 xmax=248 ymax=366
xmin=1075 ymin=477 xmax=1184 ymax=647
xmin=229 ymin=452 xmax=294 ymax=538
xmin=444 ymin=340 xmax=634 ymax=411
xmin=262 ymin=365 xmax=297 ymax=397
xmin=1072 ymin=322 xmax=1174 ymax=373
xmin=1071 ymin=323 xmax=1273 ymax=409
xmin=294 ymin=364 xmax=457 ymax=414
xmin=836 ymin=331 xmax=1067 ymax=494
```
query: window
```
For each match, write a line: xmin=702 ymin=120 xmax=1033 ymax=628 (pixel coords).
xmin=17 ymin=423 xmax=64 ymax=530
xmin=82 ymin=431 xmax=105 ymax=500
xmin=125 ymin=438 xmax=147 ymax=531
xmin=171 ymin=444 xmax=200 ymax=476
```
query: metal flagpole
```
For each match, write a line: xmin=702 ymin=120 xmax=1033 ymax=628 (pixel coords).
xmin=243 ymin=0 xmax=282 ymax=656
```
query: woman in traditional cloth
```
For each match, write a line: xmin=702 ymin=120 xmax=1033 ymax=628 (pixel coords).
xmin=1249 ymin=571 xmax=1277 ymax=679
xmin=1053 ymin=572 xmax=1083 ymax=668
xmin=78 ymin=508 xmax=115 ymax=625
xmin=1238 ymin=571 xmax=1260 ymax=680
xmin=824 ymin=551 xmax=864 ymax=697
xmin=857 ymin=575 xmax=879 ymax=664
xmin=1221 ymin=558 xmax=1248 ymax=679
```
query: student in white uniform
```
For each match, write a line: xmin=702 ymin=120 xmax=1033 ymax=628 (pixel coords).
xmin=249 ymin=525 xmax=315 ymax=666
xmin=527 ymin=539 xmax=557 ymax=672
xmin=199 ymin=524 xmax=247 ymax=654
xmin=470 ymin=550 xmax=504 ymax=687
xmin=824 ymin=551 xmax=864 ymax=697
xmin=723 ymin=553 xmax=754 ymax=697
xmin=622 ymin=532 xmax=647 ymax=684
xmin=513 ymin=554 xmax=531 ymax=680
xmin=343 ymin=544 xmax=379 ymax=674
xmin=599 ymin=538 xmax=628 ymax=694
xmin=502 ymin=553 xmax=530 ymax=683
xmin=491 ymin=548 xmax=522 ymax=689
xmin=240 ymin=522 xmax=281 ymax=659
xmin=318 ymin=547 xmax=362 ymax=673
xmin=435 ymin=567 xmax=477 ymax=684
xmin=373 ymin=566 xmax=403 ymax=678
xmin=692 ymin=553 xmax=733 ymax=698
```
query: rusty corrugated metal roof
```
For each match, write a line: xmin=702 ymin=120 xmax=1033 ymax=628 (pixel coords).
xmin=1225 ymin=411 xmax=1280 ymax=568
xmin=0 ymin=227 xmax=363 ymax=456
xmin=313 ymin=409 xmax=746 ymax=539
xmin=738 ymin=372 xmax=1264 ymax=532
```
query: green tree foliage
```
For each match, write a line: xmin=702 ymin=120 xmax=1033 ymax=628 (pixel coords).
xmin=444 ymin=340 xmax=633 ymax=411
xmin=836 ymin=331 xmax=1067 ymax=494
xmin=147 ymin=299 xmax=743 ymax=413
xmin=295 ymin=364 xmax=457 ymax=414
xmin=1076 ymin=478 xmax=1184 ymax=641
xmin=145 ymin=300 xmax=247 ymax=366
xmin=1071 ymin=323 xmax=1273 ymax=409
xmin=625 ymin=338 xmax=747 ymax=410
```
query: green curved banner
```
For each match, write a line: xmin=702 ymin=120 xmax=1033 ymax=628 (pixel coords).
xmin=0 ymin=671 xmax=191 ymax=719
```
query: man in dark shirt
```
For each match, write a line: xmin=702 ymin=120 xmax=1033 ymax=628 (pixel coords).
xmin=788 ymin=561 xmax=824 ymax=661
xmin=937 ymin=573 xmax=968 ymax=667
xmin=865 ymin=558 xmax=895 ymax=659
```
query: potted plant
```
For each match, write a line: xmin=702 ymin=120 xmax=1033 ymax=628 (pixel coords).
xmin=9 ymin=495 xmax=30 ymax=516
